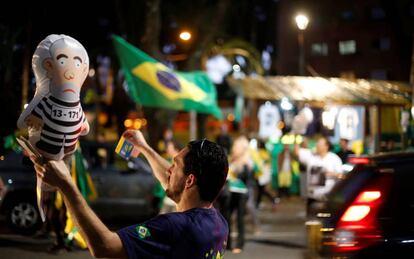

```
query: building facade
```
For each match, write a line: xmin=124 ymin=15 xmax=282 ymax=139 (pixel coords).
xmin=275 ymin=0 xmax=414 ymax=81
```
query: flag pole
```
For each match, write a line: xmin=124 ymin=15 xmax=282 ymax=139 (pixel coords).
xmin=189 ymin=110 xmax=197 ymax=141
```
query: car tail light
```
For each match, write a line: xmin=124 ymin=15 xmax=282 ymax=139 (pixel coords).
xmin=333 ymin=178 xmax=391 ymax=252
xmin=348 ymin=157 xmax=370 ymax=165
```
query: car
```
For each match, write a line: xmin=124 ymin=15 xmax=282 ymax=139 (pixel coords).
xmin=314 ymin=151 xmax=414 ymax=258
xmin=0 ymin=141 xmax=159 ymax=234
xmin=79 ymin=140 xmax=159 ymax=220
xmin=0 ymin=151 xmax=40 ymax=234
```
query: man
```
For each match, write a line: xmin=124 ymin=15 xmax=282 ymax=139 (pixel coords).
xmin=336 ymin=138 xmax=354 ymax=164
xmin=31 ymin=130 xmax=229 ymax=258
xmin=295 ymin=137 xmax=342 ymax=217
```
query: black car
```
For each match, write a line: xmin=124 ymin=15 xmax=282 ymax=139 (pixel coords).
xmin=0 ymin=141 xmax=159 ymax=235
xmin=316 ymin=151 xmax=414 ymax=258
xmin=0 ymin=151 xmax=40 ymax=234
xmin=79 ymin=140 xmax=159 ymax=220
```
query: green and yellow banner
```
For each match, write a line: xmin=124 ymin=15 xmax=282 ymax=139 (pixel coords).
xmin=112 ymin=35 xmax=222 ymax=119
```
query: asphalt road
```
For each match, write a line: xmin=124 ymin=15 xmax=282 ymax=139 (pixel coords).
xmin=0 ymin=197 xmax=313 ymax=259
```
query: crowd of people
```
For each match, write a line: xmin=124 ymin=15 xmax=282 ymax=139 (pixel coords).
xmin=32 ymin=125 xmax=357 ymax=256
xmin=154 ymin=126 xmax=356 ymax=254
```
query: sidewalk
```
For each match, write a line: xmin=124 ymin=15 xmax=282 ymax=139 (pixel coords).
xmin=226 ymin=196 xmax=308 ymax=259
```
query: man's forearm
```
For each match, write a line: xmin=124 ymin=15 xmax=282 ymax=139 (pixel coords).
xmin=59 ymin=179 xmax=125 ymax=258
xmin=140 ymin=145 xmax=171 ymax=189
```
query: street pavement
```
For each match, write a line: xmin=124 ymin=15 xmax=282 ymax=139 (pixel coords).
xmin=0 ymin=197 xmax=312 ymax=259
xmin=226 ymin=196 xmax=308 ymax=259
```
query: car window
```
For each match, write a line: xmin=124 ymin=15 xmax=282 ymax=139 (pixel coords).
xmin=80 ymin=142 xmax=130 ymax=172
xmin=326 ymin=165 xmax=375 ymax=216
xmin=0 ymin=151 xmax=34 ymax=172
xmin=385 ymin=162 xmax=414 ymax=230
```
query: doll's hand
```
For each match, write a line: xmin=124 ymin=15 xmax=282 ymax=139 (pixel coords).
xmin=26 ymin=115 xmax=43 ymax=130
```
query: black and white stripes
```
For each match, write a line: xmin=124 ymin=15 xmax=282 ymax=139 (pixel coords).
xmin=32 ymin=94 xmax=87 ymax=156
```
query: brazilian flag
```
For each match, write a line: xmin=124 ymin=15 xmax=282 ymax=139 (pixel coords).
xmin=112 ymin=35 xmax=222 ymax=119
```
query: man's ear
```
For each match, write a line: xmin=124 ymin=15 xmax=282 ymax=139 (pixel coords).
xmin=42 ymin=58 xmax=53 ymax=79
xmin=185 ymin=174 xmax=197 ymax=189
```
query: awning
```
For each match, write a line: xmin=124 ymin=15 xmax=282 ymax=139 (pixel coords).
xmin=226 ymin=75 xmax=412 ymax=106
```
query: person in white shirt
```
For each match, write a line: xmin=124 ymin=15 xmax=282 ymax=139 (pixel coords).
xmin=295 ymin=137 xmax=343 ymax=217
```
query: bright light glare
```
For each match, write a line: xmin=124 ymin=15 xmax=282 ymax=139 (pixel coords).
xmin=322 ymin=107 xmax=338 ymax=130
xmin=355 ymin=191 xmax=381 ymax=203
xmin=302 ymin=107 xmax=313 ymax=122
xmin=232 ymin=64 xmax=241 ymax=72
xmin=179 ymin=31 xmax=191 ymax=41
xmin=341 ymin=205 xmax=370 ymax=222
xmin=124 ymin=119 xmax=133 ymax=128
xmin=89 ymin=68 xmax=95 ymax=77
xmin=295 ymin=14 xmax=309 ymax=30
xmin=23 ymin=103 xmax=29 ymax=109
xmin=281 ymin=97 xmax=293 ymax=111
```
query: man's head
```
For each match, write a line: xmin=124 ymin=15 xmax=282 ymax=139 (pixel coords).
xmin=339 ymin=138 xmax=349 ymax=150
xmin=165 ymin=139 xmax=228 ymax=204
xmin=316 ymin=136 xmax=331 ymax=156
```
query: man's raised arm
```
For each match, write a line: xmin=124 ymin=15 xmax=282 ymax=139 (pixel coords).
xmin=123 ymin=130 xmax=171 ymax=189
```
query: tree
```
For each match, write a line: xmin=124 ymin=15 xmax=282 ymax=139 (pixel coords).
xmin=114 ymin=0 xmax=232 ymax=144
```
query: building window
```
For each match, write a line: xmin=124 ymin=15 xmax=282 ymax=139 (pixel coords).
xmin=379 ymin=37 xmax=390 ymax=50
xmin=371 ymin=7 xmax=386 ymax=20
xmin=339 ymin=40 xmax=356 ymax=55
xmin=341 ymin=10 xmax=355 ymax=21
xmin=372 ymin=37 xmax=391 ymax=51
xmin=370 ymin=69 xmax=387 ymax=80
xmin=311 ymin=43 xmax=328 ymax=56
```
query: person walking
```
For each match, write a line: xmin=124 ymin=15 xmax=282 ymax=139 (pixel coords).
xmin=227 ymin=136 xmax=259 ymax=253
xmin=295 ymin=137 xmax=343 ymax=217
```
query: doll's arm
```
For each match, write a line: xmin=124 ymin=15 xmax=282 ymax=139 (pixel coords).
xmin=80 ymin=113 xmax=90 ymax=136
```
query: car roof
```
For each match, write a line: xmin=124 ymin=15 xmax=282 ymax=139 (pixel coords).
xmin=367 ymin=151 xmax=414 ymax=166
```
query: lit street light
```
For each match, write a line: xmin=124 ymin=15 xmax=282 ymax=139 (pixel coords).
xmin=295 ymin=14 xmax=309 ymax=76
xmin=179 ymin=31 xmax=191 ymax=41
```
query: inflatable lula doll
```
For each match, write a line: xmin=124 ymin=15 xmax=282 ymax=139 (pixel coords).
xmin=18 ymin=34 xmax=90 ymax=160
xmin=17 ymin=34 xmax=90 ymax=221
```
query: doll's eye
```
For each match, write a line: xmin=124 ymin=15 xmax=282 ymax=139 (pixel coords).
xmin=58 ymin=58 xmax=67 ymax=66
xmin=74 ymin=59 xmax=81 ymax=68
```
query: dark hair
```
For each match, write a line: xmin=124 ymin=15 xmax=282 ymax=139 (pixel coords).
xmin=319 ymin=136 xmax=332 ymax=151
xmin=340 ymin=138 xmax=349 ymax=144
xmin=184 ymin=139 xmax=229 ymax=202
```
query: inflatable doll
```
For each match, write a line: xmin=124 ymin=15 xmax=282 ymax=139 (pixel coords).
xmin=17 ymin=34 xmax=90 ymax=221
xmin=17 ymin=34 xmax=90 ymax=160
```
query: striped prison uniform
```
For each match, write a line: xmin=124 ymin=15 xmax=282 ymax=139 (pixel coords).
xmin=32 ymin=94 xmax=87 ymax=156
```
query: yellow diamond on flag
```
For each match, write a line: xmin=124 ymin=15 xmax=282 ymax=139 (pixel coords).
xmin=132 ymin=63 xmax=206 ymax=101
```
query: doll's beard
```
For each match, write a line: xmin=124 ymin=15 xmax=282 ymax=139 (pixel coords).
xmin=50 ymin=82 xmax=80 ymax=102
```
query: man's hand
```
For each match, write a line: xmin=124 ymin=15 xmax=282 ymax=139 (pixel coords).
xmin=123 ymin=130 xmax=149 ymax=152
xmin=31 ymin=158 xmax=71 ymax=190
xmin=123 ymin=129 xmax=171 ymax=190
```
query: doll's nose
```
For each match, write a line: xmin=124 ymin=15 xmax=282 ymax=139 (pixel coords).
xmin=64 ymin=70 xmax=75 ymax=80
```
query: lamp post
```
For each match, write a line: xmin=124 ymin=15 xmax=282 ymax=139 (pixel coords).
xmin=179 ymin=30 xmax=191 ymax=41
xmin=295 ymin=14 xmax=309 ymax=76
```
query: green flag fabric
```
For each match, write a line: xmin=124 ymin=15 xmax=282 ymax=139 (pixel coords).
xmin=112 ymin=35 xmax=222 ymax=119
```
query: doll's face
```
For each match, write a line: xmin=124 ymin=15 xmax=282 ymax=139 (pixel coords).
xmin=43 ymin=40 xmax=88 ymax=101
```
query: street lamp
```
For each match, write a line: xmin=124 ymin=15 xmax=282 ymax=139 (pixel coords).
xmin=179 ymin=31 xmax=191 ymax=41
xmin=295 ymin=14 xmax=309 ymax=76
